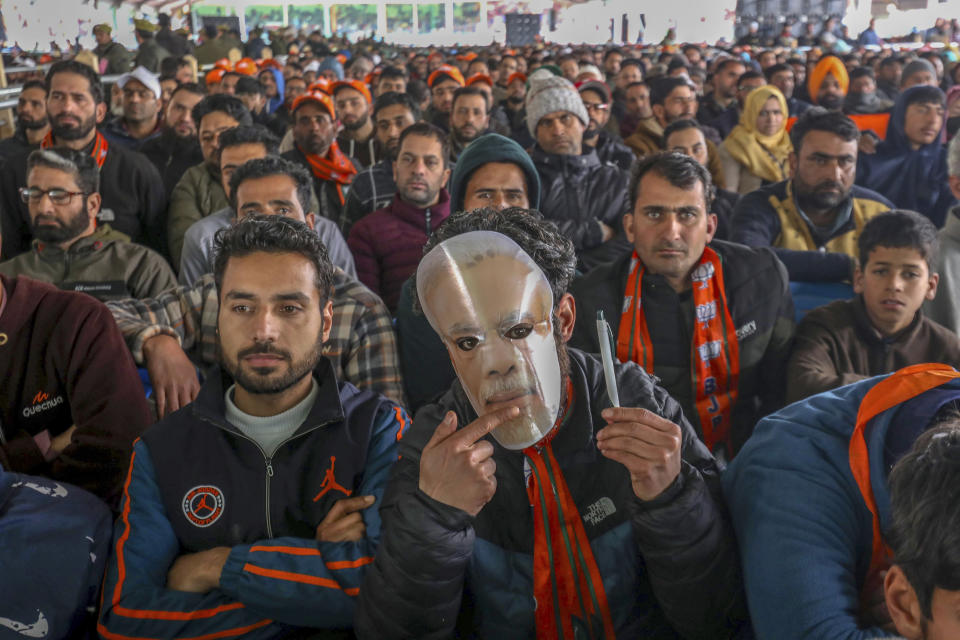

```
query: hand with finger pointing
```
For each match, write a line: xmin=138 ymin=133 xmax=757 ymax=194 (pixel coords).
xmin=316 ymin=495 xmax=376 ymax=542
xmin=419 ymin=406 xmax=520 ymax=516
xmin=596 ymin=406 xmax=682 ymax=501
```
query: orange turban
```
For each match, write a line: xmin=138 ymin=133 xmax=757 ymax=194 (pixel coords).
xmin=808 ymin=56 xmax=849 ymax=103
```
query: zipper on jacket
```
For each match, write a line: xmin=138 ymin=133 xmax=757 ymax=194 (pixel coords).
xmin=264 ymin=457 xmax=274 ymax=538
xmin=203 ymin=414 xmax=336 ymax=538
xmin=425 ymin=208 xmax=432 ymax=237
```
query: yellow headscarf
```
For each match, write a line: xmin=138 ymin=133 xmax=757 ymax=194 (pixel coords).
xmin=808 ymin=56 xmax=849 ymax=104
xmin=722 ymin=85 xmax=792 ymax=184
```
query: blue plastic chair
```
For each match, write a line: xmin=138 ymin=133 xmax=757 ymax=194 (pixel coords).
xmin=789 ymin=281 xmax=855 ymax=322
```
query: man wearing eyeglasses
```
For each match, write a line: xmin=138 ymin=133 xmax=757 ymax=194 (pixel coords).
xmin=0 ymin=60 xmax=167 ymax=261
xmin=0 ymin=148 xmax=176 ymax=301
xmin=578 ymin=79 xmax=635 ymax=172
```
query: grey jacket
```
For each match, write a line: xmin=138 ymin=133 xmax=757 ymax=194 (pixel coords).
xmin=923 ymin=205 xmax=960 ymax=334
xmin=178 ymin=207 xmax=357 ymax=286
xmin=0 ymin=224 xmax=176 ymax=301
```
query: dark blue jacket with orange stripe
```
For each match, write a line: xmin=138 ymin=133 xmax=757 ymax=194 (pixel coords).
xmin=98 ymin=357 xmax=408 ymax=638
xmin=723 ymin=365 xmax=960 ymax=640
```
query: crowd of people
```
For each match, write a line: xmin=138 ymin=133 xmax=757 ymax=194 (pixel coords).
xmin=3 ymin=10 xmax=960 ymax=639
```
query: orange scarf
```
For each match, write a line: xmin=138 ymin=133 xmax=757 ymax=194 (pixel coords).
xmin=300 ymin=141 xmax=357 ymax=206
xmin=523 ymin=378 xmax=615 ymax=640
xmin=616 ymin=248 xmax=740 ymax=452
xmin=848 ymin=363 xmax=960 ymax=612
xmin=41 ymin=130 xmax=109 ymax=169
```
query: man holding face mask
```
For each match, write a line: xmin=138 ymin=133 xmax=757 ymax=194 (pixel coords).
xmin=356 ymin=208 xmax=747 ymax=639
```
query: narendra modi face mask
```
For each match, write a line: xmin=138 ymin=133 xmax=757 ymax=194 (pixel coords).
xmin=417 ymin=230 xmax=562 ymax=450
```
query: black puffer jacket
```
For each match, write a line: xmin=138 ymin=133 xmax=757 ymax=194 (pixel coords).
xmin=355 ymin=348 xmax=748 ymax=640
xmin=530 ymin=145 xmax=632 ymax=271
xmin=569 ymin=240 xmax=795 ymax=455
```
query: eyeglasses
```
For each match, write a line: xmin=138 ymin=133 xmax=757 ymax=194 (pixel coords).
xmin=583 ymin=102 xmax=610 ymax=113
xmin=19 ymin=187 xmax=87 ymax=205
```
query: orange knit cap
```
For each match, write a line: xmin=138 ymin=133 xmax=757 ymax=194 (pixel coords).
xmin=808 ymin=56 xmax=849 ymax=102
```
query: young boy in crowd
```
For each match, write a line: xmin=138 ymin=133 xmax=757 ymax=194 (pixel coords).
xmin=787 ymin=209 xmax=960 ymax=402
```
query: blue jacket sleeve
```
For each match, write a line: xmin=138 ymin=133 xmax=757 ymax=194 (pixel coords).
xmin=731 ymin=191 xmax=854 ymax=283
xmin=722 ymin=395 xmax=899 ymax=640
xmin=98 ymin=440 xmax=282 ymax=639
xmin=217 ymin=404 xmax=409 ymax=627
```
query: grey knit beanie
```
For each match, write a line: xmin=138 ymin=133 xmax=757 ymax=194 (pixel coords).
xmin=524 ymin=75 xmax=589 ymax=138
xmin=901 ymin=58 xmax=936 ymax=87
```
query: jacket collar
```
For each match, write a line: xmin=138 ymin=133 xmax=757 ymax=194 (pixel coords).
xmin=852 ymin=294 xmax=923 ymax=345
xmin=190 ymin=356 xmax=346 ymax=438
xmin=386 ymin=189 xmax=451 ymax=227
xmin=530 ymin=144 xmax=602 ymax=170
xmin=943 ymin=205 xmax=960 ymax=241
xmin=33 ymin=224 xmax=127 ymax=259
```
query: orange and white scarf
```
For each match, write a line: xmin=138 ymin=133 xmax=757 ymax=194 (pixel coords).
xmin=299 ymin=140 xmax=357 ymax=206
xmin=616 ymin=247 xmax=740 ymax=451
xmin=41 ymin=130 xmax=109 ymax=169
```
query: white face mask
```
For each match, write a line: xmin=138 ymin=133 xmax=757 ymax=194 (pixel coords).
xmin=417 ymin=230 xmax=563 ymax=450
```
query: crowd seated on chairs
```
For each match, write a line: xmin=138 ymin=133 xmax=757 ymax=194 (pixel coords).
xmin=3 ymin=11 xmax=960 ymax=636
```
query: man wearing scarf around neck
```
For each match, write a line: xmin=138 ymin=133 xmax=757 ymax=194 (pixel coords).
xmin=282 ymin=91 xmax=358 ymax=226
xmin=0 ymin=60 xmax=167 ymax=261
xmin=570 ymin=152 xmax=794 ymax=459
xmin=355 ymin=207 xmax=748 ymax=639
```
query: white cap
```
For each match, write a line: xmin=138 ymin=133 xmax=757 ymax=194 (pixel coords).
xmin=117 ymin=66 xmax=161 ymax=99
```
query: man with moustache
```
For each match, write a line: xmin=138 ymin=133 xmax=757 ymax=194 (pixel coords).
xmin=177 ymin=127 xmax=355 ymax=285
xmin=0 ymin=60 xmax=166 ymax=260
xmin=570 ymin=152 xmax=794 ymax=458
xmin=348 ymin=123 xmax=451 ymax=312
xmin=393 ymin=133 xmax=543 ymax=410
xmin=526 ymin=74 xmax=630 ymax=271
xmin=102 ymin=66 xmax=164 ymax=148
xmin=731 ymin=108 xmax=892 ymax=283
xmin=332 ymin=79 xmax=378 ymax=170
xmin=0 ymin=148 xmax=176 ymax=300
xmin=500 ymin=71 xmax=531 ymax=148
xmin=0 ymin=80 xmax=50 ymax=159
xmin=340 ymin=92 xmax=420 ymax=236
xmin=447 ymin=86 xmax=488 ymax=162
xmin=99 ymin=214 xmax=408 ymax=637
xmin=355 ymin=207 xmax=747 ymax=639
xmin=167 ymin=94 xmax=252 ymax=266
xmin=282 ymin=91 xmax=359 ymax=226
xmin=579 ymin=79 xmax=634 ymax=172
xmin=138 ymin=82 xmax=206 ymax=198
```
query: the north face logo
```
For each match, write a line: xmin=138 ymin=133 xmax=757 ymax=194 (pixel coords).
xmin=582 ymin=497 xmax=617 ymax=526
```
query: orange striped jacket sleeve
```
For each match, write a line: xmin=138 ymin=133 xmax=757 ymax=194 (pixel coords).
xmin=98 ymin=441 xmax=280 ymax=639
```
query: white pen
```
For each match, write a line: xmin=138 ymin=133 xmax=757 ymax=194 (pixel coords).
xmin=596 ymin=310 xmax=620 ymax=408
